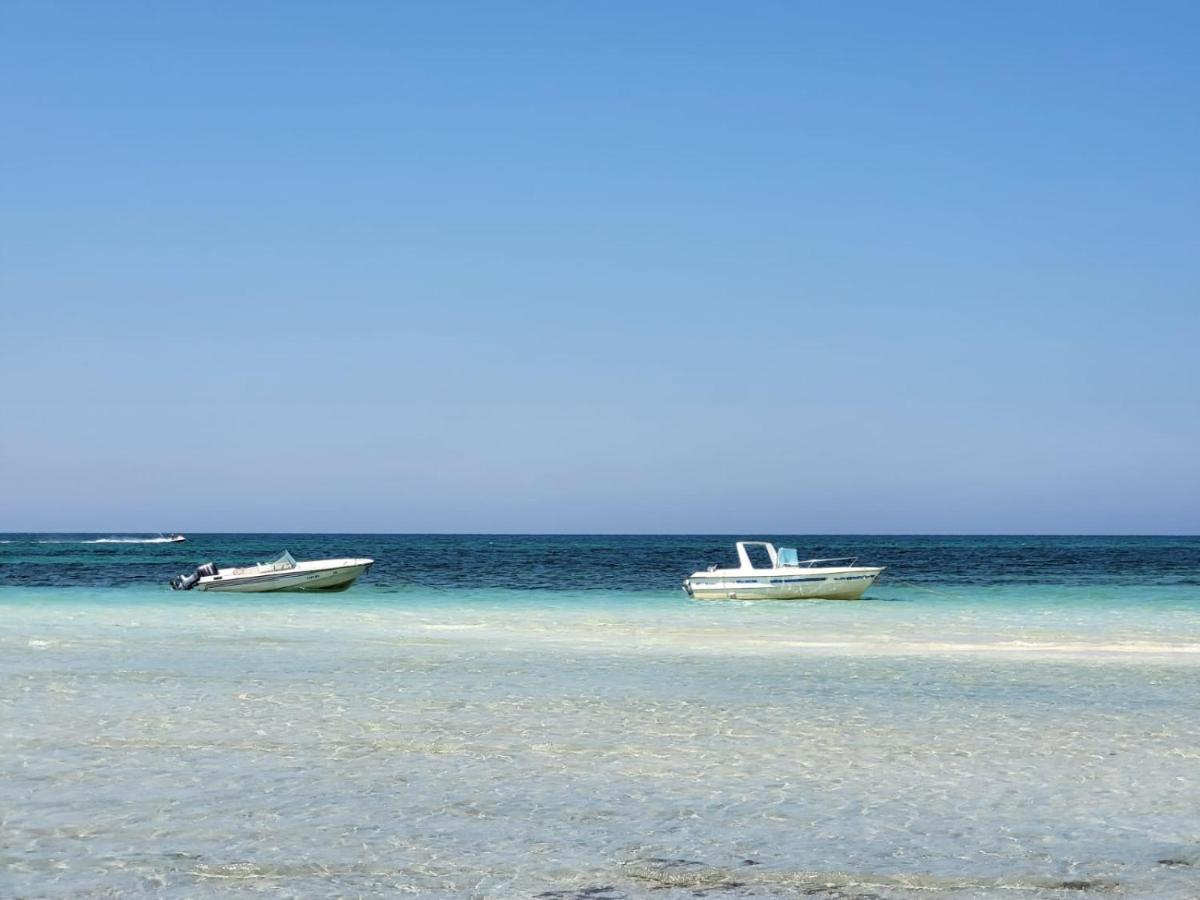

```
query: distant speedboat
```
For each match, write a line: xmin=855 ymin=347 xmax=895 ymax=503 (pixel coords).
xmin=170 ymin=551 xmax=373 ymax=593
xmin=683 ymin=541 xmax=885 ymax=601
xmin=164 ymin=534 xmax=186 ymax=543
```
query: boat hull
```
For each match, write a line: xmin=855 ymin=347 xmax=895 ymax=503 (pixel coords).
xmin=684 ymin=567 xmax=884 ymax=601
xmin=197 ymin=562 xmax=372 ymax=593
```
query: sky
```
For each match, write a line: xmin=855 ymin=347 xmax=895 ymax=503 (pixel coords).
xmin=1 ymin=1 xmax=1197 ymax=533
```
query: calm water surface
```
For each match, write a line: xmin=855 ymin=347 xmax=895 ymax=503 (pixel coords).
xmin=2 ymin=535 xmax=1199 ymax=898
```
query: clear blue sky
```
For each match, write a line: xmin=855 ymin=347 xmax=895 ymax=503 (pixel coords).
xmin=2 ymin=1 xmax=1197 ymax=533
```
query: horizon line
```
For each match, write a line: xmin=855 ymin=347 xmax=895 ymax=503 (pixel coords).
xmin=2 ymin=531 xmax=1198 ymax=538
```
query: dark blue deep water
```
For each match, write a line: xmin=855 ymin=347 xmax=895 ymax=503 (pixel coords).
xmin=1 ymin=533 xmax=1198 ymax=591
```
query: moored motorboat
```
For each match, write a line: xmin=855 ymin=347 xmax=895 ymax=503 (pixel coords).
xmin=170 ymin=551 xmax=373 ymax=593
xmin=683 ymin=541 xmax=884 ymax=601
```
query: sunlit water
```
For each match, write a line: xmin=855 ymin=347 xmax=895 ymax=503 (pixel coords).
xmin=2 ymin=536 xmax=1199 ymax=898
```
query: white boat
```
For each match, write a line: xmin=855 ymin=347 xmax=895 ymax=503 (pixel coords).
xmin=163 ymin=533 xmax=186 ymax=543
xmin=170 ymin=551 xmax=373 ymax=593
xmin=683 ymin=541 xmax=884 ymax=601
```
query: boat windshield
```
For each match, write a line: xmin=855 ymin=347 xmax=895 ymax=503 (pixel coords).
xmin=265 ymin=550 xmax=297 ymax=571
xmin=777 ymin=547 xmax=800 ymax=566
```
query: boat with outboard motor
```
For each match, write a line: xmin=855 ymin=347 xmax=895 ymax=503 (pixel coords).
xmin=163 ymin=533 xmax=186 ymax=543
xmin=683 ymin=541 xmax=885 ymax=601
xmin=170 ymin=550 xmax=373 ymax=593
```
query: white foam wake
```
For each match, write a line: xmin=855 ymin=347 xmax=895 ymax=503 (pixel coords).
xmin=82 ymin=537 xmax=179 ymax=544
xmin=16 ymin=537 xmax=183 ymax=544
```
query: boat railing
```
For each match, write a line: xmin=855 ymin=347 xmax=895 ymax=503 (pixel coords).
xmin=792 ymin=556 xmax=857 ymax=569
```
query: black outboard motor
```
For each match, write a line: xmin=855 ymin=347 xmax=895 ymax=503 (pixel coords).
xmin=170 ymin=562 xmax=218 ymax=591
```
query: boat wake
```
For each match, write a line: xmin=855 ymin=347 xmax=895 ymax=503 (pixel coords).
xmin=6 ymin=537 xmax=186 ymax=545
xmin=83 ymin=537 xmax=181 ymax=544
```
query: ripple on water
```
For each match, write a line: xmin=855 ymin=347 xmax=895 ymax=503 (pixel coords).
xmin=2 ymin=587 xmax=1199 ymax=898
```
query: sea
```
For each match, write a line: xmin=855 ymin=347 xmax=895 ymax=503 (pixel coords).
xmin=2 ymin=534 xmax=1199 ymax=899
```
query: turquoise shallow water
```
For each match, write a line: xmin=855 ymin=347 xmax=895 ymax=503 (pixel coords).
xmin=2 ymin=535 xmax=1199 ymax=898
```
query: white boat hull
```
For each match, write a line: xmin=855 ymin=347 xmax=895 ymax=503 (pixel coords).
xmin=197 ymin=560 xmax=372 ymax=593
xmin=684 ymin=566 xmax=884 ymax=601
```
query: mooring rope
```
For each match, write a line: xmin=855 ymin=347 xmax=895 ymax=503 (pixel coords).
xmin=878 ymin=574 xmax=969 ymax=601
